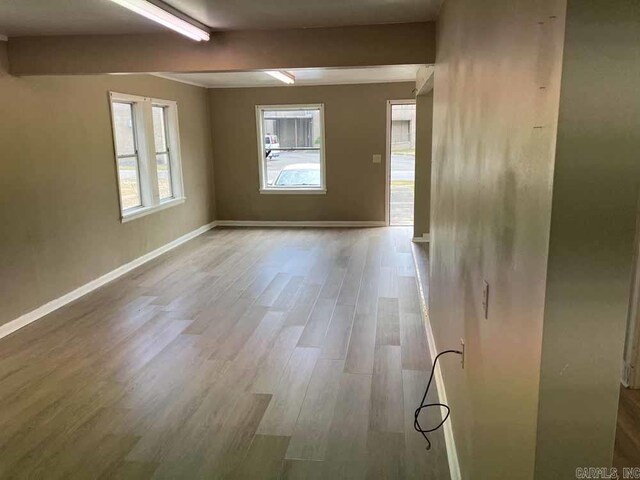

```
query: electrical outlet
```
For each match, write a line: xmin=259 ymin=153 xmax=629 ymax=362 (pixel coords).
xmin=482 ymin=280 xmax=489 ymax=319
xmin=372 ymin=154 xmax=382 ymax=164
xmin=460 ymin=338 xmax=465 ymax=369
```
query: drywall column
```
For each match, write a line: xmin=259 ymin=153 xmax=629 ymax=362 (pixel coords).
xmin=430 ymin=0 xmax=566 ymax=477
xmin=413 ymin=91 xmax=433 ymax=239
xmin=534 ymin=1 xmax=640 ymax=476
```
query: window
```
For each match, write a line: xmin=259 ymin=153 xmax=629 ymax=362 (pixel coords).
xmin=112 ymin=102 xmax=142 ymax=210
xmin=255 ymin=104 xmax=326 ymax=194
xmin=152 ymin=105 xmax=173 ymax=200
xmin=109 ymin=92 xmax=185 ymax=222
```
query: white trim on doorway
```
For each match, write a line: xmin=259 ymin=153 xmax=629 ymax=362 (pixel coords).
xmin=386 ymin=99 xmax=417 ymax=227
xmin=623 ymin=202 xmax=640 ymax=387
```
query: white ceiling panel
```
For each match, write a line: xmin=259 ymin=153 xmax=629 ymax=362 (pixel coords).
xmin=155 ymin=65 xmax=429 ymax=88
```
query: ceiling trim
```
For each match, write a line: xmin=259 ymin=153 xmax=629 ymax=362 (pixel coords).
xmin=184 ymin=77 xmax=417 ymax=89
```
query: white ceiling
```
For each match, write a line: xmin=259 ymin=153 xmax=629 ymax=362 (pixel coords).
xmin=0 ymin=0 xmax=442 ymax=36
xmin=154 ymin=65 xmax=428 ymax=88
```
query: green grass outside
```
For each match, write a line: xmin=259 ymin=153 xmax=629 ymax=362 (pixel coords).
xmin=392 ymin=148 xmax=415 ymax=155
xmin=390 ymin=180 xmax=415 ymax=187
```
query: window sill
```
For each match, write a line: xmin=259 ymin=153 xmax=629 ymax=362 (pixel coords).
xmin=121 ymin=197 xmax=186 ymax=223
xmin=259 ymin=188 xmax=327 ymax=195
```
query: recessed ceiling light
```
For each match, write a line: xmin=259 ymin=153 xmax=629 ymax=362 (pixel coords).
xmin=265 ymin=71 xmax=296 ymax=85
xmin=109 ymin=0 xmax=210 ymax=42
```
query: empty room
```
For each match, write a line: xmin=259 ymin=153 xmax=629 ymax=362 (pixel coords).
xmin=0 ymin=0 xmax=638 ymax=478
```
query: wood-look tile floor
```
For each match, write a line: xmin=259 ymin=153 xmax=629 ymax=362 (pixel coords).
xmin=0 ymin=227 xmax=449 ymax=479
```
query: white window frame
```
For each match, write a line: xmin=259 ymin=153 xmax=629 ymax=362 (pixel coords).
xmin=255 ymin=103 xmax=327 ymax=194
xmin=109 ymin=91 xmax=186 ymax=222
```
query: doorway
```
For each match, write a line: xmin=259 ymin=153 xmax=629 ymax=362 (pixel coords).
xmin=387 ymin=100 xmax=416 ymax=226
xmin=614 ymin=200 xmax=640 ymax=468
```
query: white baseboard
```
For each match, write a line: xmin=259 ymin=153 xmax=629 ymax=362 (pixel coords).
xmin=622 ymin=361 xmax=631 ymax=388
xmin=412 ymin=233 xmax=430 ymax=243
xmin=0 ymin=221 xmax=217 ymax=342
xmin=216 ymin=220 xmax=386 ymax=228
xmin=411 ymin=245 xmax=461 ymax=480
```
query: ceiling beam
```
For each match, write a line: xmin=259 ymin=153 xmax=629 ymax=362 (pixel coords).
xmin=8 ymin=22 xmax=435 ymax=76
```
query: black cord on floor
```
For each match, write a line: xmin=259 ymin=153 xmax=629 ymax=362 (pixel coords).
xmin=414 ymin=349 xmax=463 ymax=451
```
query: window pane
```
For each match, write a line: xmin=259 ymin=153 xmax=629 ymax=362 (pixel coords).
xmin=260 ymin=106 xmax=324 ymax=191
xmin=153 ymin=106 xmax=173 ymax=200
xmin=156 ymin=153 xmax=173 ymax=199
xmin=117 ymin=156 xmax=142 ymax=209
xmin=112 ymin=102 xmax=136 ymax=156
xmin=152 ymin=106 xmax=168 ymax=152
xmin=267 ymin=149 xmax=321 ymax=188
xmin=262 ymin=109 xmax=321 ymax=149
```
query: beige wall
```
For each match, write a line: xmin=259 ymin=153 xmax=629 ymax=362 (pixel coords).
xmin=535 ymin=0 xmax=640 ymax=476
xmin=0 ymin=74 xmax=214 ymax=327
xmin=210 ymin=83 xmax=414 ymax=222
xmin=8 ymin=23 xmax=434 ymax=76
xmin=413 ymin=91 xmax=433 ymax=238
xmin=430 ymin=0 xmax=566 ymax=477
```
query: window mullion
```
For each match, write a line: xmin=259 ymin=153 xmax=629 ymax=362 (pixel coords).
xmin=138 ymin=99 xmax=160 ymax=207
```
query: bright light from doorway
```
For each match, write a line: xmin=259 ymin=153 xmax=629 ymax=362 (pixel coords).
xmin=389 ymin=102 xmax=416 ymax=226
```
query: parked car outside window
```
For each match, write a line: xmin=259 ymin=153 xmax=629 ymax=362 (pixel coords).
xmin=264 ymin=134 xmax=280 ymax=159
xmin=273 ymin=163 xmax=320 ymax=187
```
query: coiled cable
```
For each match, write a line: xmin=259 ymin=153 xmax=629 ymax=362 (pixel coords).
xmin=414 ymin=349 xmax=463 ymax=450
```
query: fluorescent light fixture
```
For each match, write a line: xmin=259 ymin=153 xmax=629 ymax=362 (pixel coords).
xmin=109 ymin=0 xmax=210 ymax=41
xmin=265 ymin=70 xmax=295 ymax=85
